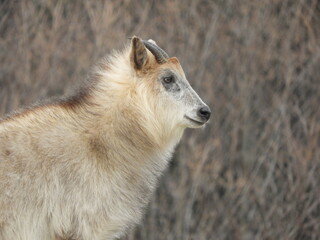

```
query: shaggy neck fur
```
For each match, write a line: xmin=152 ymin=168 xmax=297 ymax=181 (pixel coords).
xmin=69 ymin=47 xmax=184 ymax=170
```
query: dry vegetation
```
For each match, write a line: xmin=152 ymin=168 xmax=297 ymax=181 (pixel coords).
xmin=1 ymin=0 xmax=320 ymax=239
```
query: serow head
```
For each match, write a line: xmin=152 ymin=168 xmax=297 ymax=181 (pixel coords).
xmin=130 ymin=36 xmax=211 ymax=129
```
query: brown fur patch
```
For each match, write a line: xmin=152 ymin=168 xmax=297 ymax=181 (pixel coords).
xmin=54 ymin=235 xmax=74 ymax=240
xmin=156 ymin=57 xmax=185 ymax=78
xmin=0 ymin=105 xmax=49 ymax=123
xmin=4 ymin=149 xmax=10 ymax=156
xmin=0 ymin=87 xmax=93 ymax=124
xmin=57 ymin=89 xmax=91 ymax=110
xmin=88 ymin=136 xmax=110 ymax=165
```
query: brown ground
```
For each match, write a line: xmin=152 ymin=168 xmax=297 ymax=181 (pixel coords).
xmin=1 ymin=1 xmax=319 ymax=239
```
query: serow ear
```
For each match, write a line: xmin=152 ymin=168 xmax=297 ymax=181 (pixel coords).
xmin=130 ymin=36 xmax=148 ymax=70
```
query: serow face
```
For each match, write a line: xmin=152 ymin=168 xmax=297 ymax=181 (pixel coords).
xmin=157 ymin=62 xmax=211 ymax=129
xmin=130 ymin=37 xmax=211 ymax=129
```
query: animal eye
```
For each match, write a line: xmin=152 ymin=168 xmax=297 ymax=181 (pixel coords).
xmin=163 ymin=76 xmax=174 ymax=84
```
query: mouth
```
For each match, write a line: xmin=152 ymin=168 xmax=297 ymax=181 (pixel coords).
xmin=184 ymin=115 xmax=206 ymax=125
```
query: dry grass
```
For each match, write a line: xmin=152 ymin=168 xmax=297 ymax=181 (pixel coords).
xmin=1 ymin=0 xmax=320 ymax=239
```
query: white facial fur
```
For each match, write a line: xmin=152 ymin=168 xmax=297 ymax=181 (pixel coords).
xmin=156 ymin=68 xmax=210 ymax=129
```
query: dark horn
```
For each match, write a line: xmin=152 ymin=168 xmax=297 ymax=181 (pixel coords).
xmin=142 ymin=40 xmax=169 ymax=64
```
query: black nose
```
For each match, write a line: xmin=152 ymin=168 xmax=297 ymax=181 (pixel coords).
xmin=197 ymin=106 xmax=211 ymax=121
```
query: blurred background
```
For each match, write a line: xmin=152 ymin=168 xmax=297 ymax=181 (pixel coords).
xmin=1 ymin=0 xmax=320 ymax=239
